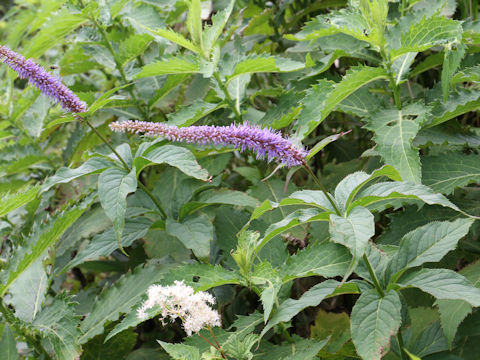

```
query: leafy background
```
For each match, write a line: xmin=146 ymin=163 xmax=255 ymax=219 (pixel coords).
xmin=0 ymin=0 xmax=480 ymax=359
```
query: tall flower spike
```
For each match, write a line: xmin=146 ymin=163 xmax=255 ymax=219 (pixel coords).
xmin=110 ymin=120 xmax=308 ymax=167
xmin=0 ymin=44 xmax=87 ymax=113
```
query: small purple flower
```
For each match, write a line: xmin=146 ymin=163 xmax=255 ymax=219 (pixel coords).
xmin=110 ymin=120 xmax=308 ymax=167
xmin=0 ymin=45 xmax=87 ymax=113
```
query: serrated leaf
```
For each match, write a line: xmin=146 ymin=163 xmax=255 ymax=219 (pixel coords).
xmin=427 ymin=88 xmax=480 ymax=128
xmin=422 ymin=152 xmax=480 ymax=195
xmin=202 ymin=0 xmax=234 ymax=56
xmin=451 ymin=64 xmax=480 ymax=85
xmin=351 ymin=289 xmax=401 ymax=360
xmin=352 ymin=181 xmax=460 ymax=213
xmin=282 ymin=241 xmax=351 ymax=282
xmin=166 ymin=214 xmax=213 ymax=258
xmin=141 ymin=26 xmax=200 ymax=53
xmin=256 ymin=209 xmax=331 ymax=254
xmin=296 ymin=66 xmax=388 ymax=139
xmin=136 ymin=56 xmax=200 ymax=78
xmin=116 ymin=33 xmax=152 ymax=67
xmin=0 ymin=195 xmax=92 ymax=296
xmin=441 ymin=43 xmax=465 ymax=101
xmin=397 ymin=268 xmax=480 ymax=306
xmin=158 ymin=341 xmax=200 ymax=360
xmin=32 ymin=296 xmax=81 ymax=360
xmin=167 ymin=100 xmax=226 ymax=127
xmin=98 ymin=167 xmax=137 ymax=244
xmin=390 ymin=15 xmax=462 ymax=59
xmin=42 ymin=157 xmax=112 ymax=191
xmin=0 ymin=325 xmax=19 ymax=360
xmin=437 ymin=261 xmax=480 ymax=347
xmin=63 ymin=217 xmax=152 ymax=271
xmin=336 ymin=87 xmax=384 ymax=117
xmin=78 ymin=265 xmax=166 ymax=344
xmin=329 ymin=206 xmax=374 ymax=261
xmin=0 ymin=186 xmax=40 ymax=217
xmin=392 ymin=52 xmax=418 ymax=84
xmin=139 ymin=144 xmax=210 ymax=181
xmin=227 ymin=55 xmax=304 ymax=82
xmin=387 ymin=219 xmax=473 ymax=282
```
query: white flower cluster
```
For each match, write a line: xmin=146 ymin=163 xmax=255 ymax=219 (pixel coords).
xmin=137 ymin=280 xmax=221 ymax=336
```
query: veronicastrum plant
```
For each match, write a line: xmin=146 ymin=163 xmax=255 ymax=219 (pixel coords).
xmin=0 ymin=0 xmax=480 ymax=359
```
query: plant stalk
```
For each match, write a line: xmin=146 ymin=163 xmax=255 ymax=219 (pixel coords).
xmin=362 ymin=254 xmax=385 ymax=297
xmin=213 ymin=72 xmax=242 ymax=122
xmin=302 ymin=162 xmax=341 ymax=216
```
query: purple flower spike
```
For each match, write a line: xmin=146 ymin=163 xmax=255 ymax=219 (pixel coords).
xmin=110 ymin=120 xmax=308 ymax=167
xmin=0 ymin=45 xmax=87 ymax=113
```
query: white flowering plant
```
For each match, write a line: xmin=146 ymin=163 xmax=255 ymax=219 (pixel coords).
xmin=0 ymin=0 xmax=480 ymax=359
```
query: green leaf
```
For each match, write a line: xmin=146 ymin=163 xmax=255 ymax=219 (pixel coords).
xmin=87 ymin=83 xmax=133 ymax=114
xmin=227 ymin=55 xmax=304 ymax=82
xmin=63 ymin=217 xmax=152 ymax=271
xmin=139 ymin=144 xmax=210 ymax=181
xmin=427 ymin=88 xmax=480 ymax=128
xmin=296 ymin=66 xmax=388 ymax=139
xmin=306 ymin=131 xmax=351 ymax=161
xmin=282 ymin=241 xmax=351 ymax=282
xmin=397 ymin=268 xmax=480 ymax=306
xmin=141 ymin=26 xmax=200 ymax=53
xmin=98 ymin=167 xmax=137 ymax=244
xmin=32 ymin=296 xmax=81 ymax=360
xmin=392 ymin=52 xmax=418 ymax=85
xmin=136 ymin=56 xmax=200 ymax=78
xmin=82 ymin=328 xmax=136 ymax=360
xmin=351 ymin=289 xmax=402 ymax=360
xmin=437 ymin=261 xmax=480 ymax=347
xmin=186 ymin=0 xmax=202 ymax=47
xmin=422 ymin=152 xmax=480 ymax=195
xmin=0 ymin=186 xmax=40 ymax=217
xmin=166 ymin=214 xmax=213 ymax=258
xmin=390 ymin=15 xmax=462 ymax=59
xmin=78 ymin=265 xmax=166 ymax=344
xmin=116 ymin=33 xmax=152 ymax=67
xmin=282 ymin=190 xmax=337 ymax=212
xmin=202 ymin=0 xmax=234 ymax=56
xmin=329 ymin=206 xmax=374 ymax=261
xmin=167 ymin=100 xmax=227 ymax=127
xmin=352 ymin=181 xmax=460 ymax=213
xmin=451 ymin=64 xmax=480 ymax=85
xmin=0 ymin=325 xmax=19 ymax=360
xmin=25 ymin=11 xmax=87 ymax=58
xmin=387 ymin=219 xmax=473 ymax=282
xmin=408 ymin=321 xmax=449 ymax=358
xmin=441 ymin=43 xmax=465 ymax=101
xmin=158 ymin=341 xmax=200 ymax=360
xmin=42 ymin=157 xmax=112 ymax=191
xmin=251 ymin=262 xmax=282 ymax=321
xmin=0 ymin=195 xmax=92 ymax=296
xmin=256 ymin=209 xmax=331 ymax=254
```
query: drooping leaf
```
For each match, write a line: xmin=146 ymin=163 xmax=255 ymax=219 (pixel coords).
xmin=98 ymin=167 xmax=137 ymax=244
xmin=78 ymin=265 xmax=167 ymax=344
xmin=351 ymin=289 xmax=402 ymax=360
xmin=422 ymin=152 xmax=480 ymax=195
xmin=397 ymin=268 xmax=480 ymax=306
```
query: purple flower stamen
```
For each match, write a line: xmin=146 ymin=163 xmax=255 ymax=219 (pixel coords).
xmin=110 ymin=120 xmax=308 ymax=167
xmin=0 ymin=45 xmax=87 ymax=113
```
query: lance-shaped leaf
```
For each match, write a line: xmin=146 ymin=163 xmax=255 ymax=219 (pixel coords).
xmin=387 ymin=218 xmax=473 ymax=283
xmin=397 ymin=268 xmax=480 ymax=306
xmin=202 ymin=0 xmax=234 ymax=56
xmin=256 ymin=209 xmax=331 ymax=254
xmin=140 ymin=25 xmax=200 ymax=53
xmin=261 ymin=280 xmax=345 ymax=337
xmin=427 ymin=88 xmax=480 ymax=128
xmin=282 ymin=241 xmax=351 ymax=282
xmin=31 ymin=296 xmax=81 ymax=360
xmin=296 ymin=66 xmax=388 ymax=139
xmin=78 ymin=265 xmax=167 ymax=344
xmin=351 ymin=289 xmax=402 ymax=360
xmin=437 ymin=261 xmax=480 ymax=347
xmin=98 ymin=167 xmax=137 ymax=243
xmin=0 ymin=195 xmax=93 ymax=296
xmin=351 ymin=181 xmax=460 ymax=213
xmin=0 ymin=186 xmax=40 ymax=217
xmin=281 ymin=190 xmax=337 ymax=212
xmin=441 ymin=43 xmax=466 ymax=101
xmin=136 ymin=55 xmax=200 ymax=78
xmin=451 ymin=64 xmax=480 ymax=85
xmin=138 ymin=144 xmax=210 ymax=181
xmin=42 ymin=157 xmax=112 ymax=191
xmin=422 ymin=152 xmax=480 ymax=195
xmin=390 ymin=15 xmax=463 ymax=59
xmin=329 ymin=206 xmax=374 ymax=261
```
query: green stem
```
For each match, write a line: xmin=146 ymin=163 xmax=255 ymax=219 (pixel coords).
xmin=81 ymin=117 xmax=167 ymax=219
xmin=381 ymin=47 xmax=402 ymax=110
xmin=213 ymin=72 xmax=242 ymax=122
xmin=362 ymin=254 xmax=385 ymax=297
xmin=0 ymin=300 xmax=51 ymax=359
xmin=397 ymin=331 xmax=409 ymax=360
xmin=302 ymin=162 xmax=341 ymax=216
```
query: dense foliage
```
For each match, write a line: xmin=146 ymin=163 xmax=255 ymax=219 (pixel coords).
xmin=1 ymin=0 xmax=480 ymax=359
